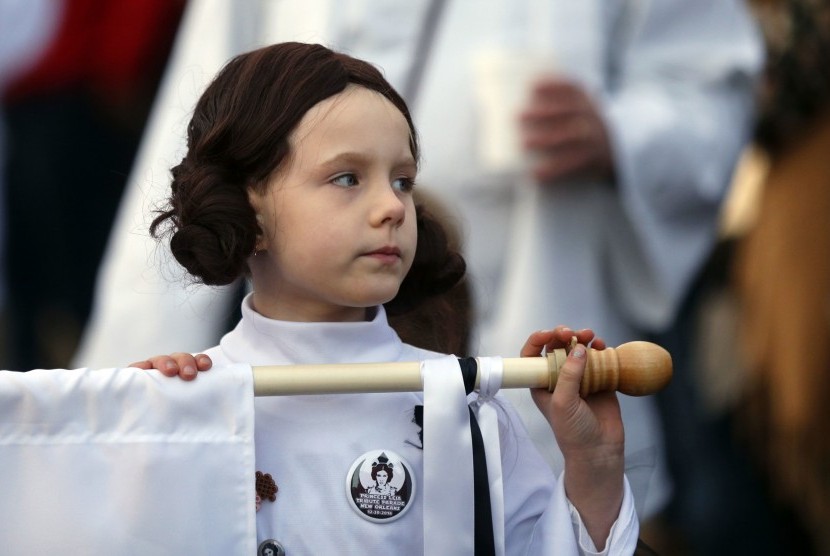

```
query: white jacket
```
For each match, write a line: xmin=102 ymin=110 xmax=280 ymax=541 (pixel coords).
xmin=204 ymin=295 xmax=639 ymax=554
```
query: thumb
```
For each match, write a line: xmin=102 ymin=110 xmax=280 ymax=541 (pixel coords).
xmin=554 ymin=344 xmax=588 ymax=400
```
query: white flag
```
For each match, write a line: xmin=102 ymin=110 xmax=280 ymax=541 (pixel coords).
xmin=0 ymin=364 xmax=256 ymax=555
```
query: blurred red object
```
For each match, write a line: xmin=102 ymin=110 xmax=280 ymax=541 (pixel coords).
xmin=5 ymin=0 xmax=186 ymax=104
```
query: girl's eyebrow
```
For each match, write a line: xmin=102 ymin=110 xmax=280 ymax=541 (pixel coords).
xmin=318 ymin=151 xmax=417 ymax=171
xmin=318 ymin=151 xmax=371 ymax=168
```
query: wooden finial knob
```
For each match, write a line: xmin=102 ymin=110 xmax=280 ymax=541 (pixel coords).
xmin=547 ymin=341 xmax=673 ymax=396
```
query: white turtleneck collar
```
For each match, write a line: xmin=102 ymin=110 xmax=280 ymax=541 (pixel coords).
xmin=218 ymin=293 xmax=407 ymax=366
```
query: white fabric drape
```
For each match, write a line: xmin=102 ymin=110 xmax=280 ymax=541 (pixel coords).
xmin=421 ymin=355 xmax=474 ymax=555
xmin=421 ymin=356 xmax=507 ymax=555
xmin=0 ymin=365 xmax=256 ymax=555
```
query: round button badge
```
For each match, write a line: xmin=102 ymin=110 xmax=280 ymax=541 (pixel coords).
xmin=257 ymin=539 xmax=285 ymax=556
xmin=345 ymin=449 xmax=415 ymax=523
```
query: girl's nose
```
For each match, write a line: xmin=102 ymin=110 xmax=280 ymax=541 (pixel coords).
xmin=369 ymin=183 xmax=406 ymax=227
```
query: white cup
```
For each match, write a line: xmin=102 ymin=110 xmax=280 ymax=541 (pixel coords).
xmin=472 ymin=48 xmax=557 ymax=174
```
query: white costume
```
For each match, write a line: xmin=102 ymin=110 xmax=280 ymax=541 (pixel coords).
xmin=74 ymin=0 xmax=763 ymax=518
xmin=205 ymin=294 xmax=638 ymax=554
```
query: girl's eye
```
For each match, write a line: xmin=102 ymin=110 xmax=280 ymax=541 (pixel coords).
xmin=392 ymin=177 xmax=415 ymax=193
xmin=331 ymin=173 xmax=358 ymax=187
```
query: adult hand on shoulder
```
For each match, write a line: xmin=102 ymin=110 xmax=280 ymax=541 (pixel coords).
xmin=520 ymin=77 xmax=615 ymax=184
xmin=521 ymin=326 xmax=623 ymax=550
xmin=129 ymin=353 xmax=213 ymax=380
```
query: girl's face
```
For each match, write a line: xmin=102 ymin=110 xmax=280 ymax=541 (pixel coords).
xmin=248 ymin=85 xmax=417 ymax=322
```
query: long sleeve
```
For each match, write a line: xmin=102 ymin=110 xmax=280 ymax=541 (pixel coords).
xmin=600 ymin=0 xmax=764 ymax=330
xmin=535 ymin=475 xmax=639 ymax=555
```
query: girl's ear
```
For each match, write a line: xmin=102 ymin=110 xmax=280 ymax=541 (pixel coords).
xmin=254 ymin=214 xmax=267 ymax=252
xmin=247 ymin=187 xmax=265 ymax=214
xmin=248 ymin=189 xmax=269 ymax=252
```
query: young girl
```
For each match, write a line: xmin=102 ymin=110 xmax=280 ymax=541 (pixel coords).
xmin=134 ymin=42 xmax=637 ymax=554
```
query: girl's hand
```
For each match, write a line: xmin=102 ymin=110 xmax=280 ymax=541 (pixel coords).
xmin=129 ymin=353 xmax=213 ymax=380
xmin=521 ymin=326 xmax=623 ymax=550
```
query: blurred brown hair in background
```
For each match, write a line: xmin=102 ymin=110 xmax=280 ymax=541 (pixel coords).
xmin=737 ymin=0 xmax=830 ymax=552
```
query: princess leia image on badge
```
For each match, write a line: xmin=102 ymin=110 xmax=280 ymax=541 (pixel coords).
xmin=347 ymin=450 xmax=414 ymax=523
xmin=367 ymin=457 xmax=397 ymax=496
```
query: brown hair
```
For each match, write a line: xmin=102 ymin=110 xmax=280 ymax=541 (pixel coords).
xmin=151 ymin=42 xmax=464 ymax=316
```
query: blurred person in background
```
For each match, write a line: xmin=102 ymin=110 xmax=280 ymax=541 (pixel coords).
xmin=73 ymin=0 xmax=762 ymax=545
xmin=0 ymin=0 xmax=61 ymax=361
xmin=483 ymin=3 xmax=763 ymax=546
xmin=0 ymin=0 xmax=185 ymax=370
xmin=652 ymin=0 xmax=830 ymax=553
xmin=733 ymin=0 xmax=830 ymax=553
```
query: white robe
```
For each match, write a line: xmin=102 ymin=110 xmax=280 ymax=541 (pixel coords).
xmin=73 ymin=0 xmax=764 ymax=519
xmin=204 ymin=294 xmax=639 ymax=554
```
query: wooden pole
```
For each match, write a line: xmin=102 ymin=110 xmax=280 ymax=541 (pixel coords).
xmin=252 ymin=341 xmax=672 ymax=397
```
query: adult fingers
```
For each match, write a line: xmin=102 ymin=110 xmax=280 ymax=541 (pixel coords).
xmin=522 ymin=112 xmax=596 ymax=152
xmin=529 ymin=77 xmax=583 ymax=103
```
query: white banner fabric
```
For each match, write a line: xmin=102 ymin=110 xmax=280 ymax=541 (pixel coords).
xmin=0 ymin=365 xmax=256 ymax=555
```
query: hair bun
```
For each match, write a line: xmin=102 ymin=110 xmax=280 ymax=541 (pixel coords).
xmin=153 ymin=161 xmax=258 ymax=285
xmin=169 ymin=223 xmax=233 ymax=285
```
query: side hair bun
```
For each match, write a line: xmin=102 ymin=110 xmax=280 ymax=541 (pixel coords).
xmin=151 ymin=160 xmax=259 ymax=285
